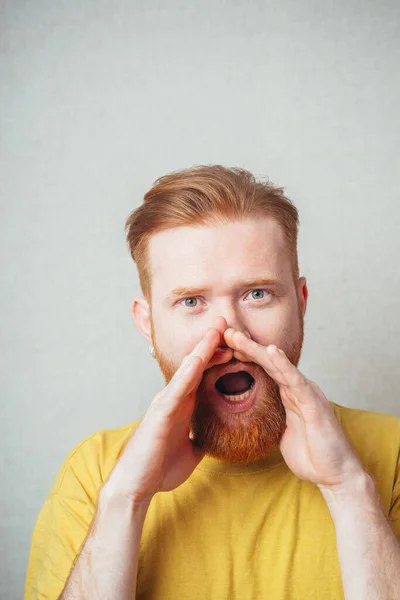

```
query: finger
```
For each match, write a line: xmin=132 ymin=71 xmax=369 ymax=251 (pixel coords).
xmin=149 ymin=355 xmax=203 ymax=420
xmin=264 ymin=345 xmax=308 ymax=390
xmin=224 ymin=328 xmax=281 ymax=379
xmin=175 ymin=325 xmax=221 ymax=377
xmin=182 ymin=317 xmax=225 ymax=364
xmin=203 ymin=315 xmax=237 ymax=369
xmin=157 ymin=323 xmax=230 ymax=414
xmin=167 ymin=354 xmax=204 ymax=398
xmin=212 ymin=316 xmax=229 ymax=335
xmin=167 ymin=327 xmax=222 ymax=400
xmin=204 ymin=346 xmax=234 ymax=370
xmin=174 ymin=339 xmax=204 ymax=378
xmin=224 ymin=328 xmax=307 ymax=390
xmin=192 ymin=326 xmax=223 ymax=364
xmin=218 ymin=323 xmax=257 ymax=362
xmin=232 ymin=349 xmax=253 ymax=362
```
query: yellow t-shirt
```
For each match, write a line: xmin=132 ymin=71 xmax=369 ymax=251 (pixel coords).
xmin=25 ymin=401 xmax=400 ymax=600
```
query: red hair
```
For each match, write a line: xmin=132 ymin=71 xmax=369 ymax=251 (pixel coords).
xmin=125 ymin=165 xmax=300 ymax=300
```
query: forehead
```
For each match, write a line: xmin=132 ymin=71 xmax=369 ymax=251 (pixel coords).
xmin=148 ymin=218 xmax=291 ymax=294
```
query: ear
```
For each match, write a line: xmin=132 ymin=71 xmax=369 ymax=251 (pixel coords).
xmin=297 ymin=276 xmax=308 ymax=317
xmin=131 ymin=296 xmax=152 ymax=343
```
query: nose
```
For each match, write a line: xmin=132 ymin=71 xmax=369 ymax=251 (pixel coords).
xmin=210 ymin=313 xmax=251 ymax=344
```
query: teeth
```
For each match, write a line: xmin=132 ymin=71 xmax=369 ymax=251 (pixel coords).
xmin=222 ymin=388 xmax=252 ymax=402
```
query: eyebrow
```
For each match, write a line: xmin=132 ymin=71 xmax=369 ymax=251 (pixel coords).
xmin=166 ymin=277 xmax=283 ymax=300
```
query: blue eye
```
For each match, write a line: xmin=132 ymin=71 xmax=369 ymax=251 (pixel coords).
xmin=249 ymin=289 xmax=268 ymax=300
xmin=182 ymin=298 xmax=198 ymax=307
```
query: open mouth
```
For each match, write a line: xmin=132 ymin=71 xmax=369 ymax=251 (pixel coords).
xmin=214 ymin=371 xmax=255 ymax=402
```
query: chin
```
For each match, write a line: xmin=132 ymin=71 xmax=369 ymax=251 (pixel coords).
xmin=191 ymin=374 xmax=287 ymax=464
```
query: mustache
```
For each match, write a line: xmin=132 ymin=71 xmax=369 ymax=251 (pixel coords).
xmin=202 ymin=356 xmax=269 ymax=383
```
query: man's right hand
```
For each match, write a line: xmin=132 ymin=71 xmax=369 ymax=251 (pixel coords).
xmin=100 ymin=318 xmax=232 ymax=506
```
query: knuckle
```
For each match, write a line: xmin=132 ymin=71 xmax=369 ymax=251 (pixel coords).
xmin=293 ymin=373 xmax=307 ymax=387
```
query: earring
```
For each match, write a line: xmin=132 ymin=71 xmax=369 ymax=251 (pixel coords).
xmin=149 ymin=344 xmax=156 ymax=358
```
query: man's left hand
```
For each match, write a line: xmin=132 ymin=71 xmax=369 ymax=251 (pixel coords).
xmin=223 ymin=328 xmax=366 ymax=493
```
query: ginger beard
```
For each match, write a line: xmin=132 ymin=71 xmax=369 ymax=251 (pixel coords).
xmin=151 ymin=311 xmax=304 ymax=464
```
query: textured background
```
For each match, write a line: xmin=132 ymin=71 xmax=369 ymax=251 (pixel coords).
xmin=1 ymin=0 xmax=400 ymax=597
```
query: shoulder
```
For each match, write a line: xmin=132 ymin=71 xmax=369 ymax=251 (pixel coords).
xmin=328 ymin=400 xmax=400 ymax=495
xmin=329 ymin=400 xmax=400 ymax=442
xmin=49 ymin=419 xmax=142 ymax=501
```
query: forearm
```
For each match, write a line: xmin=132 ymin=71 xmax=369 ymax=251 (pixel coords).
xmin=320 ymin=471 xmax=400 ymax=600
xmin=59 ymin=489 xmax=150 ymax=600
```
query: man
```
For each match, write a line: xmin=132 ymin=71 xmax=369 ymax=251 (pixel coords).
xmin=25 ymin=165 xmax=400 ymax=599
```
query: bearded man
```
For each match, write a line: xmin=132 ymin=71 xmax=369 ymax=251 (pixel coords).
xmin=25 ymin=165 xmax=400 ymax=600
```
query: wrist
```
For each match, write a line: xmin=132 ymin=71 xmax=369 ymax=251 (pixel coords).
xmin=99 ymin=484 xmax=153 ymax=518
xmin=319 ymin=469 xmax=376 ymax=510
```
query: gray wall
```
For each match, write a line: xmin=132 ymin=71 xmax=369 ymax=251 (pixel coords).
xmin=1 ymin=0 xmax=400 ymax=597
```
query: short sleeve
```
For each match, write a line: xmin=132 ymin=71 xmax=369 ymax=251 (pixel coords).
xmin=24 ymin=422 xmax=139 ymax=599
xmin=24 ymin=437 xmax=101 ymax=600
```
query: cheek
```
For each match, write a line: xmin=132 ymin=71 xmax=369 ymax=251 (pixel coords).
xmin=152 ymin=318 xmax=200 ymax=362
xmin=279 ymin=312 xmax=302 ymax=348
xmin=247 ymin=307 xmax=298 ymax=346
